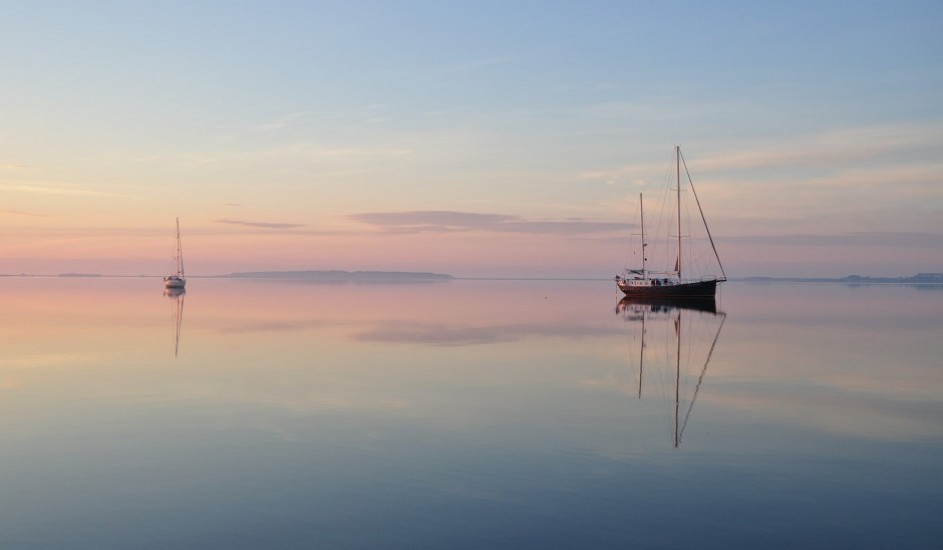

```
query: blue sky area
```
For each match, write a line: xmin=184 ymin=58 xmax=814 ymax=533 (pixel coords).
xmin=2 ymin=1 xmax=941 ymax=277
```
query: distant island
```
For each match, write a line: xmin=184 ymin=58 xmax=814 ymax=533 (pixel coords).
xmin=1 ymin=271 xmax=939 ymax=284
xmin=737 ymin=273 xmax=943 ymax=284
xmin=220 ymin=270 xmax=454 ymax=282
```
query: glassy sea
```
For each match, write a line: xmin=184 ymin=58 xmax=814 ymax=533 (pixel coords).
xmin=1 ymin=277 xmax=940 ymax=549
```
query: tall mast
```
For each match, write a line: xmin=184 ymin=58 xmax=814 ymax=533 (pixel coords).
xmin=175 ymin=217 xmax=185 ymax=277
xmin=639 ymin=193 xmax=646 ymax=280
xmin=676 ymin=146 xmax=682 ymax=280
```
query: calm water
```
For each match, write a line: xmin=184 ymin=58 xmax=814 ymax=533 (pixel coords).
xmin=1 ymin=277 xmax=940 ymax=549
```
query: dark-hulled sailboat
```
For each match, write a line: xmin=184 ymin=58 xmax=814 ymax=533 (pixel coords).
xmin=615 ymin=146 xmax=726 ymax=298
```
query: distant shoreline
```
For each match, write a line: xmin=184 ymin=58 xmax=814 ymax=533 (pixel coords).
xmin=734 ymin=273 xmax=943 ymax=284
xmin=220 ymin=270 xmax=454 ymax=281
xmin=1 ymin=271 xmax=940 ymax=285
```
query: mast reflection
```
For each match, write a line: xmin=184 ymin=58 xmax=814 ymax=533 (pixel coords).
xmin=164 ymin=287 xmax=186 ymax=357
xmin=616 ymin=296 xmax=726 ymax=447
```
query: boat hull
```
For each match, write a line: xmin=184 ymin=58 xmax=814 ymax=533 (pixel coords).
xmin=616 ymin=278 xmax=719 ymax=298
xmin=164 ymin=276 xmax=186 ymax=289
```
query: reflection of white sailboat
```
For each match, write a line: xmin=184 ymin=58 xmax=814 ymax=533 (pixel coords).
xmin=163 ymin=218 xmax=186 ymax=290
xmin=164 ymin=287 xmax=185 ymax=357
xmin=617 ymin=296 xmax=726 ymax=447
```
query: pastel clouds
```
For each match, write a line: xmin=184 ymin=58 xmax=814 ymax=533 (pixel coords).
xmin=349 ymin=210 xmax=628 ymax=235
xmin=725 ymin=232 xmax=943 ymax=248
xmin=215 ymin=219 xmax=305 ymax=230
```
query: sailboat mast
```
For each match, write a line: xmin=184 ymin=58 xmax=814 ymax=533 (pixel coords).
xmin=676 ymin=146 xmax=682 ymax=280
xmin=175 ymin=217 xmax=184 ymax=277
xmin=640 ymin=193 xmax=646 ymax=280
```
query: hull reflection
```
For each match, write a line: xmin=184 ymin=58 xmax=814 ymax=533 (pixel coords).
xmin=616 ymin=295 xmax=717 ymax=315
xmin=164 ymin=287 xmax=186 ymax=357
xmin=617 ymin=296 xmax=726 ymax=447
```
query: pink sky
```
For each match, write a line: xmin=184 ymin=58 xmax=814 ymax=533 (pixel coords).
xmin=2 ymin=3 xmax=940 ymax=279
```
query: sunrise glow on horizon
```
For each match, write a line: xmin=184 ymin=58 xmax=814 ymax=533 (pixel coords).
xmin=2 ymin=1 xmax=941 ymax=279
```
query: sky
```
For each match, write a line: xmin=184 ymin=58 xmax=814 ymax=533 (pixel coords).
xmin=2 ymin=0 xmax=941 ymax=278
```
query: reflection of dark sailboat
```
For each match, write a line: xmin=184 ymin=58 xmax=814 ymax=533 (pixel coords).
xmin=616 ymin=297 xmax=726 ymax=447
xmin=164 ymin=287 xmax=186 ymax=357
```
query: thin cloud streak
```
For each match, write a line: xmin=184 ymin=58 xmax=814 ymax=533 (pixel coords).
xmin=725 ymin=232 xmax=943 ymax=248
xmin=586 ymin=121 xmax=943 ymax=187
xmin=258 ymin=111 xmax=313 ymax=131
xmin=350 ymin=210 xmax=628 ymax=235
xmin=2 ymin=210 xmax=49 ymax=218
xmin=437 ymin=55 xmax=521 ymax=75
xmin=698 ymin=123 xmax=943 ymax=173
xmin=0 ymin=183 xmax=133 ymax=199
xmin=215 ymin=219 xmax=306 ymax=229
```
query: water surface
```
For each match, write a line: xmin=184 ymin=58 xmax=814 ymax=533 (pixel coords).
xmin=1 ymin=278 xmax=940 ymax=548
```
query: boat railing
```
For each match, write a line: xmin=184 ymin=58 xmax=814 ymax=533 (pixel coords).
xmin=618 ymin=271 xmax=723 ymax=284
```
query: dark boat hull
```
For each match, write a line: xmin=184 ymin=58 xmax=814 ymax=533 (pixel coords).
xmin=617 ymin=279 xmax=719 ymax=298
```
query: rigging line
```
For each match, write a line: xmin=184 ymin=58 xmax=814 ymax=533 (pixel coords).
xmin=678 ymin=312 xmax=727 ymax=442
xmin=679 ymin=149 xmax=727 ymax=281
xmin=651 ymin=150 xmax=675 ymax=274
xmin=623 ymin=196 xmax=642 ymax=269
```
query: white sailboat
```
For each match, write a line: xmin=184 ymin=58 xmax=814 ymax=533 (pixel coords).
xmin=615 ymin=146 xmax=726 ymax=298
xmin=163 ymin=218 xmax=186 ymax=289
